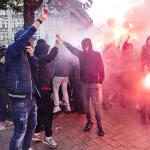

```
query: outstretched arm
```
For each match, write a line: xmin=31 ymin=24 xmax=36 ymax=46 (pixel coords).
xmin=56 ymin=34 xmax=82 ymax=57
xmin=38 ymin=47 xmax=58 ymax=63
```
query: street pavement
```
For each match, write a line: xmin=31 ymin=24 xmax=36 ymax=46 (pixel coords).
xmin=1 ymin=102 xmax=150 ymax=150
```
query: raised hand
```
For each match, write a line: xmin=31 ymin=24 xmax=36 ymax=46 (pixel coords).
xmin=41 ymin=7 xmax=48 ymax=20
xmin=126 ymin=34 xmax=130 ymax=41
xmin=26 ymin=46 xmax=34 ymax=57
xmin=39 ymin=7 xmax=48 ymax=23
xmin=56 ymin=34 xmax=64 ymax=43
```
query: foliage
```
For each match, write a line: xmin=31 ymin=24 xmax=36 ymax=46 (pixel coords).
xmin=0 ymin=0 xmax=23 ymax=11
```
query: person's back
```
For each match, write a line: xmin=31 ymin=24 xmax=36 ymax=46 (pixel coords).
xmin=34 ymin=39 xmax=52 ymax=88
xmin=52 ymin=44 xmax=72 ymax=113
xmin=33 ymin=39 xmax=58 ymax=147
xmin=53 ymin=44 xmax=72 ymax=77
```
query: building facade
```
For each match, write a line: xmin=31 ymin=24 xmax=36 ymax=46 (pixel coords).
xmin=0 ymin=0 xmax=93 ymax=46
xmin=0 ymin=10 xmax=23 ymax=45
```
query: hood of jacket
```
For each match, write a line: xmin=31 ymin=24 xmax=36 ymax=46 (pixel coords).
xmin=81 ymin=38 xmax=93 ymax=52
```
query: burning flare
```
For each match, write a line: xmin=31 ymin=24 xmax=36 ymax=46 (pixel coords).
xmin=144 ymin=73 xmax=150 ymax=88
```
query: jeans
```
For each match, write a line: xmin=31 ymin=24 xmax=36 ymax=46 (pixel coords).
xmin=82 ymin=83 xmax=102 ymax=128
xmin=34 ymin=90 xmax=54 ymax=137
xmin=70 ymin=78 xmax=83 ymax=111
xmin=53 ymin=76 xmax=70 ymax=108
xmin=0 ymin=88 xmax=9 ymax=122
xmin=9 ymin=95 xmax=37 ymax=150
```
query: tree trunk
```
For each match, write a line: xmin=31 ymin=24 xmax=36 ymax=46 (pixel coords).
xmin=23 ymin=0 xmax=39 ymax=28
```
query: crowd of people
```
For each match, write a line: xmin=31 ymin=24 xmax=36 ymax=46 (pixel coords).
xmin=1 ymin=6 xmax=150 ymax=150
xmin=102 ymin=35 xmax=150 ymax=125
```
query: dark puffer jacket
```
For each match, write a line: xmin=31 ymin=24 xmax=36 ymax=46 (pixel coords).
xmin=64 ymin=38 xmax=104 ymax=84
xmin=5 ymin=26 xmax=37 ymax=98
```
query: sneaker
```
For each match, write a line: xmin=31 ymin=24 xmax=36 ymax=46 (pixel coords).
xmin=0 ymin=123 xmax=6 ymax=131
xmin=4 ymin=120 xmax=13 ymax=126
xmin=83 ymin=122 xmax=93 ymax=132
xmin=43 ymin=136 xmax=58 ymax=148
xmin=53 ymin=106 xmax=61 ymax=113
xmin=66 ymin=107 xmax=71 ymax=112
xmin=32 ymin=133 xmax=41 ymax=142
xmin=97 ymin=128 xmax=104 ymax=136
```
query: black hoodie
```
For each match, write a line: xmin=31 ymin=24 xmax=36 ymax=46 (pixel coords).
xmin=64 ymin=38 xmax=104 ymax=84
xmin=34 ymin=40 xmax=58 ymax=89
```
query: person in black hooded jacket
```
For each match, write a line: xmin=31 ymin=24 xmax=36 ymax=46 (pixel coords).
xmin=0 ymin=44 xmax=11 ymax=131
xmin=33 ymin=39 xmax=58 ymax=147
xmin=56 ymin=35 xmax=104 ymax=136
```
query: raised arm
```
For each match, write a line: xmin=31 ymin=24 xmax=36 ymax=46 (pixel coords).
xmin=7 ymin=7 xmax=48 ymax=61
xmin=38 ymin=47 xmax=58 ymax=63
xmin=122 ymin=35 xmax=130 ymax=51
xmin=63 ymin=42 xmax=82 ymax=57
xmin=56 ymin=35 xmax=82 ymax=57
xmin=26 ymin=45 xmax=58 ymax=65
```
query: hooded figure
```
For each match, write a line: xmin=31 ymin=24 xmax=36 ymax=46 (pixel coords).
xmin=0 ymin=44 xmax=10 ymax=131
xmin=34 ymin=39 xmax=53 ymax=89
xmin=64 ymin=38 xmax=104 ymax=84
xmin=33 ymin=39 xmax=58 ymax=147
xmin=62 ymin=37 xmax=104 ymax=136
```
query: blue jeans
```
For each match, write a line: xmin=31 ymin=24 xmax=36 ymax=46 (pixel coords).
xmin=82 ymin=83 xmax=102 ymax=129
xmin=9 ymin=95 xmax=37 ymax=150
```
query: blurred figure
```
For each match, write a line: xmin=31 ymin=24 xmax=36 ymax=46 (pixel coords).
xmin=52 ymin=45 xmax=72 ymax=113
xmin=102 ymin=42 xmax=120 ymax=110
xmin=141 ymin=36 xmax=150 ymax=71
xmin=139 ymin=36 xmax=150 ymax=124
xmin=0 ymin=44 xmax=13 ymax=131
xmin=56 ymin=35 xmax=105 ymax=136
xmin=33 ymin=39 xmax=58 ymax=147
xmin=69 ymin=59 xmax=84 ymax=113
xmin=119 ymin=35 xmax=139 ymax=108
xmin=5 ymin=7 xmax=48 ymax=150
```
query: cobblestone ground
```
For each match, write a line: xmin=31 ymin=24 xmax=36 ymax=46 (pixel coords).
xmin=1 ymin=103 xmax=150 ymax=150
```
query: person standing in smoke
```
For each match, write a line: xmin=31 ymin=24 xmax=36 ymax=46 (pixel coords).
xmin=5 ymin=7 xmax=49 ymax=150
xmin=52 ymin=44 xmax=72 ymax=113
xmin=69 ymin=60 xmax=84 ymax=113
xmin=56 ymin=35 xmax=105 ymax=136
xmin=140 ymin=36 xmax=150 ymax=124
xmin=102 ymin=42 xmax=120 ymax=110
xmin=119 ymin=35 xmax=138 ymax=108
xmin=141 ymin=36 xmax=150 ymax=71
